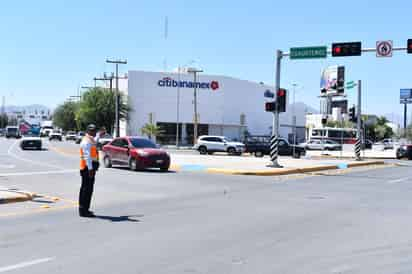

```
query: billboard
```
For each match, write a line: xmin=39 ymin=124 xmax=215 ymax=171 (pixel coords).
xmin=400 ymin=89 xmax=412 ymax=103
xmin=320 ymin=66 xmax=345 ymax=95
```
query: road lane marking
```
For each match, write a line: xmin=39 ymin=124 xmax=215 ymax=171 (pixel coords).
xmin=388 ymin=177 xmax=411 ymax=184
xmin=0 ymin=169 xmax=77 ymax=177
xmin=7 ymin=140 xmax=65 ymax=170
xmin=0 ymin=257 xmax=55 ymax=273
xmin=0 ymin=164 xmax=15 ymax=169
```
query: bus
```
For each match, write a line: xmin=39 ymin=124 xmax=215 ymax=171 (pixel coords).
xmin=309 ymin=128 xmax=357 ymax=144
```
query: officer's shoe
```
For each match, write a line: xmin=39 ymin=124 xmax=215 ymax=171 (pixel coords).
xmin=79 ymin=210 xmax=96 ymax=218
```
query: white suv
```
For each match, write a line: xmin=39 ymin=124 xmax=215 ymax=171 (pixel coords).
xmin=194 ymin=136 xmax=245 ymax=155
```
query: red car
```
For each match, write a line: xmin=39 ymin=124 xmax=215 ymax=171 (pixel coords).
xmin=102 ymin=137 xmax=170 ymax=171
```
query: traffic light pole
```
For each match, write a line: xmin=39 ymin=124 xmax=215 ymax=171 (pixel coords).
xmin=268 ymin=50 xmax=283 ymax=168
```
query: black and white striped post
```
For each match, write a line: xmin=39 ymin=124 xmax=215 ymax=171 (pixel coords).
xmin=355 ymin=80 xmax=362 ymax=161
xmin=355 ymin=137 xmax=361 ymax=160
xmin=269 ymin=135 xmax=279 ymax=164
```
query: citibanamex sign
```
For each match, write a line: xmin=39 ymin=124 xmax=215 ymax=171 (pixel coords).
xmin=158 ymin=77 xmax=219 ymax=91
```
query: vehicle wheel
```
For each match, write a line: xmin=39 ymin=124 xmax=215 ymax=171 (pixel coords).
xmin=199 ymin=146 xmax=207 ymax=155
xmin=103 ymin=155 xmax=112 ymax=168
xmin=129 ymin=158 xmax=143 ymax=171
xmin=254 ymin=151 xmax=264 ymax=158
xmin=227 ymin=147 xmax=236 ymax=155
xmin=160 ymin=166 xmax=169 ymax=172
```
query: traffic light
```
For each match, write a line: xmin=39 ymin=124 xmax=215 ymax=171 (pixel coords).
xmin=265 ymin=102 xmax=276 ymax=112
xmin=349 ymin=106 xmax=357 ymax=122
xmin=276 ymin=88 xmax=287 ymax=113
xmin=332 ymin=42 xmax=362 ymax=57
xmin=408 ymin=39 xmax=412 ymax=54
xmin=337 ymin=66 xmax=345 ymax=94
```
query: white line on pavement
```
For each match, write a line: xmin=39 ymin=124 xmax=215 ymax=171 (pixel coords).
xmin=7 ymin=140 xmax=65 ymax=170
xmin=0 ymin=169 xmax=77 ymax=177
xmin=0 ymin=164 xmax=15 ymax=169
xmin=388 ymin=177 xmax=411 ymax=184
xmin=0 ymin=257 xmax=55 ymax=273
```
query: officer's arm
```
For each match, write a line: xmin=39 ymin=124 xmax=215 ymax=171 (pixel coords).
xmin=81 ymin=142 xmax=93 ymax=170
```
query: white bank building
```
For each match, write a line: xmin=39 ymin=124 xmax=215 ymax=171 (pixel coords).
xmin=123 ymin=70 xmax=310 ymax=145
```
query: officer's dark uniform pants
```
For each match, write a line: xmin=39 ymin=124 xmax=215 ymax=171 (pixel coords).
xmin=79 ymin=168 xmax=95 ymax=213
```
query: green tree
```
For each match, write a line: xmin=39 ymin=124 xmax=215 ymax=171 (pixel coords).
xmin=363 ymin=116 xmax=394 ymax=141
xmin=0 ymin=113 xmax=8 ymax=128
xmin=53 ymin=101 xmax=79 ymax=131
xmin=141 ymin=123 xmax=163 ymax=140
xmin=77 ymin=87 xmax=131 ymax=134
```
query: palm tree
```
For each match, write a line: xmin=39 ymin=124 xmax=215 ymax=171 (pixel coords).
xmin=141 ymin=123 xmax=163 ymax=140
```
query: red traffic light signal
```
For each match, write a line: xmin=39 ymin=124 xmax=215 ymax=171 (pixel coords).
xmin=277 ymin=88 xmax=287 ymax=113
xmin=332 ymin=42 xmax=362 ymax=57
xmin=408 ymin=39 xmax=412 ymax=54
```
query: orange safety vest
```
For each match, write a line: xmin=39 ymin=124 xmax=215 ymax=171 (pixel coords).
xmin=79 ymin=136 xmax=99 ymax=170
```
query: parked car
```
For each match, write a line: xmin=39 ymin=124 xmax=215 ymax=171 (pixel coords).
xmin=193 ymin=135 xmax=246 ymax=155
xmin=65 ymin=131 xmax=77 ymax=141
xmin=20 ymin=133 xmax=42 ymax=150
xmin=244 ymin=136 xmax=306 ymax=158
xmin=382 ymin=139 xmax=394 ymax=150
xmin=301 ymin=139 xmax=342 ymax=151
xmin=75 ymin=131 xmax=85 ymax=144
xmin=396 ymin=145 xmax=412 ymax=160
xmin=97 ymin=134 xmax=113 ymax=150
xmin=102 ymin=137 xmax=170 ymax=171
xmin=40 ymin=127 xmax=53 ymax=137
xmin=49 ymin=130 xmax=63 ymax=141
xmin=5 ymin=126 xmax=21 ymax=139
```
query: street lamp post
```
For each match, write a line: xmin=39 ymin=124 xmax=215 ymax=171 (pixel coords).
xmin=106 ymin=59 xmax=127 ymax=137
xmin=187 ymin=68 xmax=203 ymax=145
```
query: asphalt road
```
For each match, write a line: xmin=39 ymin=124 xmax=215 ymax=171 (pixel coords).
xmin=1 ymin=138 xmax=412 ymax=273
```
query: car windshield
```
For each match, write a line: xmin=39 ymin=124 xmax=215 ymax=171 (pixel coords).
xmin=130 ymin=138 xmax=157 ymax=148
xmin=67 ymin=131 xmax=75 ymax=135
xmin=7 ymin=128 xmax=17 ymax=133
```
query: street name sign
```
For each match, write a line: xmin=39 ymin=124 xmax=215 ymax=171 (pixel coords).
xmin=290 ymin=46 xmax=327 ymax=60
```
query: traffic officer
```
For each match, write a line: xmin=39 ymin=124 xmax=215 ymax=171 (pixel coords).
xmin=79 ymin=124 xmax=100 ymax=217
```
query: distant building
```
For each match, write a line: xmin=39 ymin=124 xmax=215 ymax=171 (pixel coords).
xmin=122 ymin=70 xmax=315 ymax=145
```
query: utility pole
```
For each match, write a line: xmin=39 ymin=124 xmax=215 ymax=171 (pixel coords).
xmin=404 ymin=103 xmax=408 ymax=135
xmin=106 ymin=59 xmax=127 ymax=137
xmin=188 ymin=68 xmax=203 ymax=144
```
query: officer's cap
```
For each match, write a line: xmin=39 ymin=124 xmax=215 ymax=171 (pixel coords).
xmin=87 ymin=124 xmax=97 ymax=132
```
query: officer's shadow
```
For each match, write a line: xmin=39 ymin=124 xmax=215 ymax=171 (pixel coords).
xmin=94 ymin=214 xmax=142 ymax=223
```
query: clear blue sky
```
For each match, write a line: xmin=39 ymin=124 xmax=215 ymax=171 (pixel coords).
xmin=0 ymin=0 xmax=410 ymax=123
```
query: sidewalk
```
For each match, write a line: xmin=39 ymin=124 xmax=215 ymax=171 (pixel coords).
xmin=0 ymin=188 xmax=34 ymax=204
xmin=169 ymin=153 xmax=386 ymax=176
xmin=306 ymin=148 xmax=396 ymax=159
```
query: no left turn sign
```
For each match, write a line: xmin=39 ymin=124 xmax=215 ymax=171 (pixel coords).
xmin=376 ymin=40 xmax=393 ymax=57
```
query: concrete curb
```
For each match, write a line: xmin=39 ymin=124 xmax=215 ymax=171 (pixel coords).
xmin=171 ymin=160 xmax=386 ymax=176
xmin=0 ymin=190 xmax=34 ymax=205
